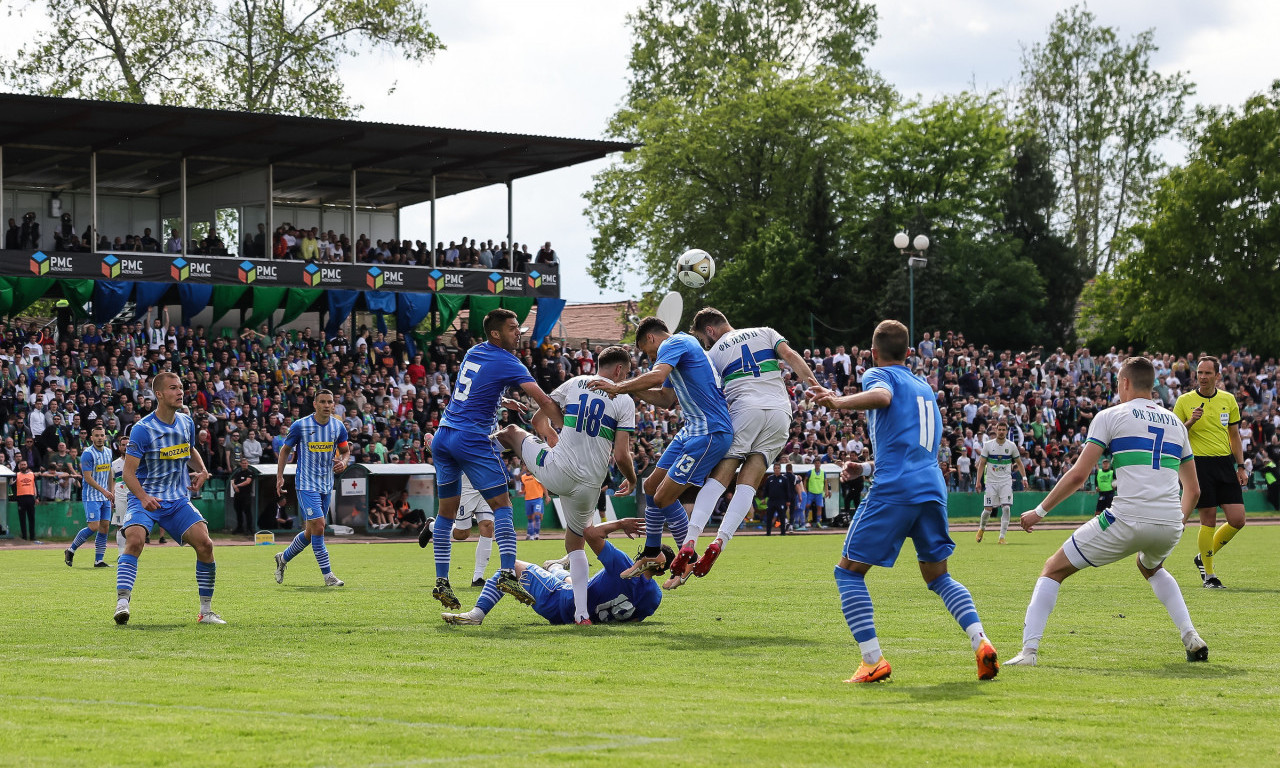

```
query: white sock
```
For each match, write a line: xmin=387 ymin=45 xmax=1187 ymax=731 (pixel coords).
xmin=200 ymin=597 xmax=212 ymax=613
xmin=716 ymin=484 xmax=758 ymax=544
xmin=964 ymin=622 xmax=987 ymax=651
xmin=979 ymin=508 xmax=991 ymax=531
xmin=1022 ymin=576 xmax=1061 ymax=653
xmin=568 ymin=549 xmax=590 ymax=622
xmin=858 ymin=637 xmax=883 ymax=665
xmin=999 ymin=506 xmax=1011 ymax=539
xmin=473 ymin=536 xmax=493 ymax=580
xmin=466 ymin=606 xmax=485 ymax=620
xmin=686 ymin=478 xmax=726 ymax=547
xmin=1147 ymin=568 xmax=1195 ymax=638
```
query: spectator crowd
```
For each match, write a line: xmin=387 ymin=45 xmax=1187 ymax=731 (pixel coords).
xmin=2 ymin=309 xmax=1278 ymax=541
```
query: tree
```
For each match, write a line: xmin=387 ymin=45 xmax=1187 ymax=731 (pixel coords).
xmin=1 ymin=0 xmax=442 ymax=118
xmin=1080 ymin=83 xmax=1280 ymax=355
xmin=585 ymin=0 xmax=886 ymax=336
xmin=1019 ymin=4 xmax=1193 ymax=275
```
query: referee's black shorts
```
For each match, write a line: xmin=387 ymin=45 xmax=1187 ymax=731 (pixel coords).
xmin=1194 ymin=455 xmax=1243 ymax=508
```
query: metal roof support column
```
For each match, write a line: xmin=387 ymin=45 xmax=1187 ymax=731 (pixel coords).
xmin=90 ymin=151 xmax=98 ymax=253
xmin=506 ymin=179 xmax=513 ymax=266
xmin=267 ymin=163 xmax=274 ymax=259
xmin=350 ymin=169 xmax=357 ymax=264
xmin=180 ymin=157 xmax=188 ymax=257
xmin=429 ymin=175 xmax=436 ymax=268
xmin=1 ymin=146 xmax=6 ymax=244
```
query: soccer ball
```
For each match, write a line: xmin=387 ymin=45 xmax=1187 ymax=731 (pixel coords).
xmin=676 ymin=248 xmax=715 ymax=288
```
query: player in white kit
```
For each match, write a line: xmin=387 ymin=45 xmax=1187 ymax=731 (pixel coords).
xmin=495 ymin=346 xmax=639 ymax=625
xmin=451 ymin=475 xmax=496 ymax=587
xmin=974 ymin=421 xmax=1028 ymax=544
xmin=1006 ymin=357 xmax=1208 ymax=666
xmin=677 ymin=308 xmax=818 ymax=584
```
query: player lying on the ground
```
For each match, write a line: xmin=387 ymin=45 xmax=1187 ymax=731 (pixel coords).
xmin=675 ymin=308 xmax=818 ymax=586
xmin=1006 ymin=356 xmax=1209 ymax=667
xmin=809 ymin=320 xmax=998 ymax=683
xmin=588 ymin=318 xmax=732 ymax=582
xmin=65 ymin=424 xmax=114 ymax=568
xmin=441 ymin=518 xmax=668 ymax=626
xmin=494 ymin=345 xmax=638 ymax=624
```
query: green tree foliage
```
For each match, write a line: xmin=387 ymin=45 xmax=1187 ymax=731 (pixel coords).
xmin=1 ymin=0 xmax=441 ymax=118
xmin=1081 ymin=83 xmax=1280 ymax=355
xmin=1019 ymin=4 xmax=1193 ymax=275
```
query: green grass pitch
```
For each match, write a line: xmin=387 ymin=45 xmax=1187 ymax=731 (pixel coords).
xmin=2 ymin=525 xmax=1278 ymax=767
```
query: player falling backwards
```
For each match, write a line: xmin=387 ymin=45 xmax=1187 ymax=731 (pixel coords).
xmin=64 ymin=424 xmax=114 ymax=568
xmin=588 ymin=317 xmax=733 ymax=584
xmin=423 ymin=308 xmax=562 ymax=611
xmin=810 ymin=320 xmax=998 ymax=683
xmin=274 ymin=389 xmax=351 ymax=587
xmin=116 ymin=371 xmax=221 ymax=625
xmin=975 ymin=420 xmax=1029 ymax=544
xmin=441 ymin=518 xmax=666 ymax=626
xmin=676 ymin=308 xmax=818 ymax=583
xmin=493 ymin=345 xmax=638 ymax=624
xmin=1006 ymin=356 xmax=1208 ymax=666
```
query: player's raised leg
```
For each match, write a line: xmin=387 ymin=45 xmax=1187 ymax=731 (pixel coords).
xmin=694 ymin=453 xmax=770 ymax=578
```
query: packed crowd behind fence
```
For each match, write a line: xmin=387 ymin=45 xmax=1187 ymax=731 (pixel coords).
xmin=2 ymin=317 xmax=1278 ymax=529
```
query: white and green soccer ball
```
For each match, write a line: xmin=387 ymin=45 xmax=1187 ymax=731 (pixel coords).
xmin=676 ymin=248 xmax=715 ymax=289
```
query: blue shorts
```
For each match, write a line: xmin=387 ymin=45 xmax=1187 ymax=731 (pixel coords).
xmin=842 ymin=494 xmax=954 ymax=568
xmin=122 ymin=496 xmax=206 ymax=542
xmin=520 ymin=563 xmax=572 ymax=624
xmin=525 ymin=499 xmax=543 ymax=517
xmin=84 ymin=499 xmax=112 ymax=523
xmin=432 ymin=426 xmax=508 ymax=499
xmin=805 ymin=492 xmax=825 ymax=508
xmin=656 ymin=430 xmax=733 ymax=487
xmin=296 ymin=490 xmax=330 ymax=521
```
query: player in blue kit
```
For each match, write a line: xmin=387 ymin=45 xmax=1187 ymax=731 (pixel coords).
xmin=441 ymin=518 xmax=668 ymax=626
xmin=274 ymin=389 xmax=351 ymax=587
xmin=588 ymin=317 xmax=733 ymax=583
xmin=64 ymin=424 xmax=114 ymax=568
xmin=425 ymin=308 xmax=562 ymax=611
xmin=116 ymin=371 xmax=220 ymax=626
xmin=809 ymin=321 xmax=997 ymax=683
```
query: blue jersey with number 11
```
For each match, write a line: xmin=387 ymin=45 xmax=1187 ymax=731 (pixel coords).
xmin=440 ymin=342 xmax=535 ymax=433
xmin=863 ymin=365 xmax=945 ymax=504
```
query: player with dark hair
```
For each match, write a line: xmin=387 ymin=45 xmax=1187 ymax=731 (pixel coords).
xmin=64 ymin=424 xmax=114 ymax=568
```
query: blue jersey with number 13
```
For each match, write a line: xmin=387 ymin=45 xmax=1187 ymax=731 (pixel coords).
xmin=439 ymin=342 xmax=536 ymax=433
xmin=863 ymin=365 xmax=945 ymax=505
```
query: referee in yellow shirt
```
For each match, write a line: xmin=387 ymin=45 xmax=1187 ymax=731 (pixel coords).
xmin=1173 ymin=356 xmax=1248 ymax=589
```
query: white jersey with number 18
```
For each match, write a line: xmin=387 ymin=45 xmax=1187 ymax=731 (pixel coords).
xmin=548 ymin=375 xmax=636 ymax=483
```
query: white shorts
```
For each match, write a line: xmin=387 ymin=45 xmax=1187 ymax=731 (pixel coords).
xmin=984 ymin=482 xmax=1012 ymax=507
xmin=453 ymin=484 xmax=493 ymax=531
xmin=1064 ymin=512 xmax=1182 ymax=570
xmin=113 ymin=489 xmax=129 ymax=526
xmin=520 ymin=436 xmax=603 ymax=536
xmin=726 ymin=408 xmax=790 ymax=463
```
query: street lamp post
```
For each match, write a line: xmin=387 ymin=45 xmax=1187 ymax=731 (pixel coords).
xmin=893 ymin=231 xmax=930 ymax=349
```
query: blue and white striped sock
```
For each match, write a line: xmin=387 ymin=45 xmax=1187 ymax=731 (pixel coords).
xmin=94 ymin=532 xmax=107 ymax=563
xmin=475 ymin=573 xmax=503 ymax=614
xmin=282 ymin=532 xmax=310 ymax=563
xmin=492 ymin=506 xmax=517 ymax=570
xmin=928 ymin=573 xmax=985 ymax=649
xmin=433 ymin=514 xmax=454 ymax=579
xmin=117 ymin=553 xmax=138 ymax=598
xmin=835 ymin=566 xmax=881 ymax=664
xmin=663 ymin=501 xmax=688 ymax=546
xmin=644 ymin=495 xmax=664 ymax=550
xmin=196 ymin=560 xmax=216 ymax=613
xmin=69 ymin=527 xmax=92 ymax=551
xmin=311 ymin=534 xmax=332 ymax=575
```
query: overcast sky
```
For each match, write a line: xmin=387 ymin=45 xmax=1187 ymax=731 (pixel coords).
xmin=4 ymin=0 xmax=1277 ymax=302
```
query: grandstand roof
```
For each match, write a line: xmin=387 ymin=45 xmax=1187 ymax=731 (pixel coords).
xmin=0 ymin=93 xmax=634 ymax=209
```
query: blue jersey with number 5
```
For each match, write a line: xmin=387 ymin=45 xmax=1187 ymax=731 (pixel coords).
xmin=440 ymin=342 xmax=536 ymax=433
xmin=863 ymin=365 xmax=945 ymax=504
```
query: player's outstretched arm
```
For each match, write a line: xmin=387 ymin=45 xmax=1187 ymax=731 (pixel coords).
xmin=584 ymin=518 xmax=644 ymax=556
xmin=810 ymin=386 xmax=891 ymax=412
xmin=589 ymin=364 xmax=672 ymax=399
xmin=1021 ymin=442 xmax=1104 ymax=531
xmin=776 ymin=342 xmax=818 ymax=387
xmin=519 ymin=382 xmax=564 ymax=430
xmin=1178 ymin=458 xmax=1201 ymax=524
xmin=612 ymin=432 xmax=638 ymax=496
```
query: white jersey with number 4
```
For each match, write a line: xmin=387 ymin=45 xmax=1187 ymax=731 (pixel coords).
xmin=547 ymin=375 xmax=636 ymax=484
xmin=981 ymin=439 xmax=1019 ymax=485
xmin=1084 ymin=398 xmax=1191 ymax=525
xmin=707 ymin=327 xmax=790 ymax=416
